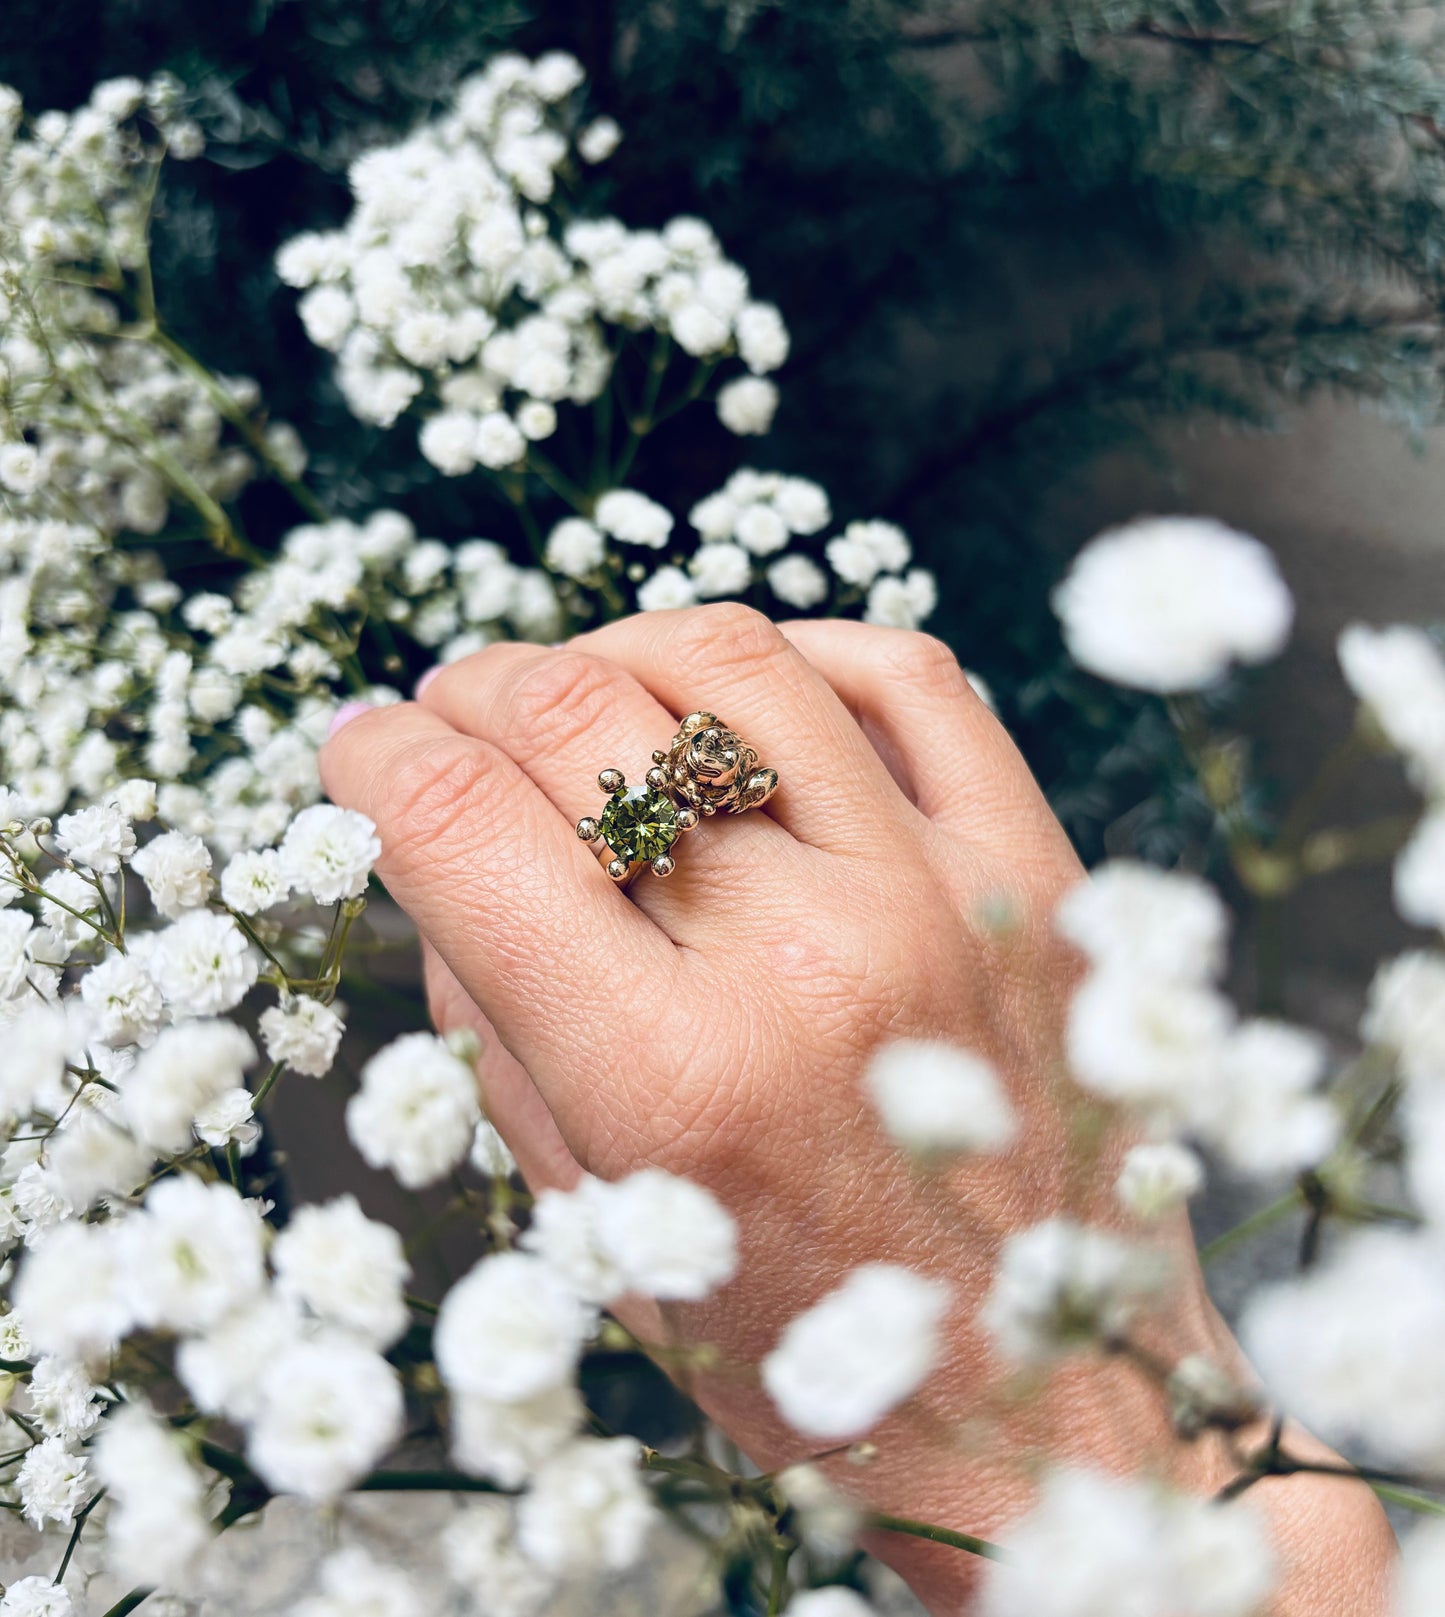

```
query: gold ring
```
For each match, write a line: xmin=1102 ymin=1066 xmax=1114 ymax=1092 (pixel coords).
xmin=576 ymin=710 xmax=779 ymax=883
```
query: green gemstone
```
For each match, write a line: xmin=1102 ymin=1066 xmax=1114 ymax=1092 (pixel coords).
xmin=599 ymin=786 xmax=679 ymax=863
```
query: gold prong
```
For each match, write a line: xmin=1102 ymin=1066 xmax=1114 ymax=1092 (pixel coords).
xmin=651 ymin=749 xmax=667 ymax=764
xmin=599 ymin=767 xmax=624 ymax=793
xmin=651 ymin=854 xmax=675 ymax=877
xmin=645 ymin=764 xmax=667 ymax=790
xmin=606 ymin=857 xmax=629 ymax=881
xmin=576 ymin=816 xmax=601 ymax=841
xmin=675 ymin=807 xmax=699 ymax=831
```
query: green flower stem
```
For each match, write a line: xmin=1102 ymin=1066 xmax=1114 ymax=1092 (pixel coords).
xmin=151 ymin=328 xmax=330 ymax=523
xmin=1197 ymin=1186 xmax=1303 ymax=1265
xmin=610 ymin=332 xmax=672 ymax=485
xmin=53 ymin=1488 xmax=105 ymax=1584
xmin=249 ymin=1060 xmax=286 ymax=1110
xmin=355 ymin=1469 xmax=506 ymax=1494
xmin=1370 ymin=1482 xmax=1445 ymax=1516
xmin=765 ymin=1537 xmax=795 ymax=1615
xmin=97 ymin=1590 xmax=151 ymax=1617
xmin=522 ymin=449 xmax=590 ymax=513
xmin=869 ymin=1513 xmax=1004 ymax=1561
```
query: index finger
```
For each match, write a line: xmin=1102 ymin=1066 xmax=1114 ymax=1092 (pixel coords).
xmin=319 ymin=701 xmax=678 ymax=1092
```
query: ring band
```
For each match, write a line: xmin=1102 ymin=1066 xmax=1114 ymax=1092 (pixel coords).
xmin=576 ymin=711 xmax=779 ymax=883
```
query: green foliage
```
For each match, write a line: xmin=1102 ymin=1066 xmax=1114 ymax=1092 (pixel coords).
xmin=3 ymin=0 xmax=1441 ymax=859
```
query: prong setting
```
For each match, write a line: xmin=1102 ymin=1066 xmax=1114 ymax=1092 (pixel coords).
xmin=598 ymin=767 xmax=625 ymax=793
xmin=675 ymin=807 xmax=699 ymax=831
xmin=606 ymin=857 xmax=630 ymax=881
xmin=645 ymin=764 xmax=668 ymax=791
xmin=576 ymin=816 xmax=601 ymax=842
xmin=650 ymin=854 xmax=675 ymax=877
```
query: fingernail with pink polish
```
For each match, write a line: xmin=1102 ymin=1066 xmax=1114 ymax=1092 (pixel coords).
xmin=328 ymin=700 xmax=374 ymax=739
xmin=414 ymin=666 xmax=441 ymax=699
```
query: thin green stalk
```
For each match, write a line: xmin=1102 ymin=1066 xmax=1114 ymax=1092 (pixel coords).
xmin=249 ymin=1061 xmax=286 ymax=1110
xmin=53 ymin=1489 xmax=105 ymax=1584
xmin=98 ymin=1592 xmax=150 ymax=1617
xmin=765 ymin=1539 xmax=795 ymax=1615
xmin=355 ymin=1470 xmax=506 ymax=1494
xmin=869 ymin=1513 xmax=1003 ymax=1561
xmin=1197 ymin=1186 xmax=1302 ymax=1265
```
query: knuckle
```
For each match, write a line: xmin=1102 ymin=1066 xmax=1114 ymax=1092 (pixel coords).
xmin=883 ymin=630 xmax=969 ymax=699
xmin=500 ymin=651 xmax=620 ymax=751
xmin=379 ymin=739 xmax=505 ymax=875
xmin=671 ymin=601 xmax=786 ymax=677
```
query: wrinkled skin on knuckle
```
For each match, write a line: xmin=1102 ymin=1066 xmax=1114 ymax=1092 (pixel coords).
xmin=667 ymin=601 xmax=789 ymax=688
xmin=372 ymin=737 xmax=504 ymax=888
xmin=499 ymin=650 xmax=624 ymax=754
xmin=879 ymin=629 xmax=972 ymax=702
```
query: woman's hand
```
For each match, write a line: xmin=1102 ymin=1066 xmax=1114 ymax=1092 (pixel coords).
xmin=319 ymin=605 xmax=1392 ymax=1614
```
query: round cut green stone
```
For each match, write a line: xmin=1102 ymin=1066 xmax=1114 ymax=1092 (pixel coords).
xmin=599 ymin=786 xmax=678 ymax=863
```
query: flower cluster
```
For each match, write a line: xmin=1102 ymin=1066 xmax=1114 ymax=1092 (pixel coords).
xmin=277 ymin=52 xmax=786 ymax=454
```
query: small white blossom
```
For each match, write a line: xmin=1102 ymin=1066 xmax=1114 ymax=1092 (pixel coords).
xmin=543 ymin=517 xmax=605 ymax=579
xmin=125 ymin=1176 xmax=265 ymax=1333
xmin=1055 ymin=862 xmax=1228 ymax=984
xmin=717 ymin=375 xmax=778 ymax=435
xmin=27 ymin=1356 xmax=103 ymax=1440
xmin=1052 ymin=517 xmax=1293 ymax=693
xmin=595 ymin=489 xmax=673 ymax=549
xmin=516 ymin=1436 xmax=657 ymax=1574
xmin=577 ymin=116 xmax=622 ymax=164
xmin=278 ymin=804 xmax=380 ymax=903
xmin=149 ymin=910 xmax=259 ymax=1016
xmin=1115 ymin=1142 xmax=1205 ymax=1219
xmin=636 ymin=565 xmax=697 ymax=612
xmin=435 ymin=1251 xmax=591 ymax=1403
xmin=79 ymin=949 xmax=166 ymax=1046
xmin=175 ymin=1294 xmax=303 ymax=1422
xmin=1339 ymin=623 xmax=1445 ymax=794
xmin=120 ymin=1018 xmax=256 ymax=1153
xmin=1395 ymin=809 xmax=1445 ymax=932
xmin=0 ymin=1577 xmax=74 ymax=1617
xmin=93 ymin=1402 xmax=213 ymax=1589
xmin=54 ymin=802 xmax=135 ymax=872
xmin=451 ymin=1383 xmax=582 ymax=1486
xmin=763 ymin=1264 xmax=951 ymax=1439
xmin=470 ymin=1118 xmax=517 ymax=1178
xmin=260 ymin=995 xmax=345 ymax=1077
xmin=17 ymin=1436 xmax=87 ymax=1527
xmin=440 ymin=1500 xmax=555 ymax=1617
xmin=979 ymin=1468 xmax=1275 ymax=1617
xmin=273 ymin=1194 xmax=409 ymax=1348
xmin=248 ymin=1331 xmax=404 ymax=1499
xmin=864 ymin=1037 xmax=1017 ymax=1157
xmin=347 ymin=1031 xmax=479 ymax=1187
xmin=981 ymin=1219 xmax=1163 ymax=1364
xmin=1364 ymin=951 xmax=1445 ymax=1083
xmin=294 ymin=1546 xmax=426 ymax=1617
xmin=129 ymin=830 xmax=213 ymax=918
xmin=767 ymin=553 xmax=829 ymax=609
xmin=220 ymin=847 xmax=289 ymax=914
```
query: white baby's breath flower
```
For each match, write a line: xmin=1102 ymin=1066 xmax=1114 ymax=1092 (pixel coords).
xmin=273 ymin=1195 xmax=409 ymax=1348
xmin=1339 ymin=623 xmax=1445 ymax=794
xmin=0 ymin=1577 xmax=74 ymax=1617
xmin=193 ymin=1086 xmax=260 ymax=1152
xmin=79 ymin=949 xmax=166 ymax=1046
xmin=92 ymin=1402 xmax=214 ymax=1589
xmin=593 ymin=1168 xmax=738 ymax=1301
xmin=1363 ymin=951 xmax=1445 ymax=1083
xmin=1115 ymin=1142 xmax=1204 ymax=1219
xmin=1053 ymin=517 xmax=1293 ymax=693
xmin=13 ymin=1221 xmax=134 ymax=1358
xmin=516 ymin=1436 xmax=657 ymax=1574
xmin=981 ymin=1219 xmax=1164 ymax=1364
xmin=149 ymin=910 xmax=259 ymax=1016
xmin=767 ymin=553 xmax=829 ymax=610
xmin=27 ymin=1356 xmax=103 ymax=1440
xmin=1055 ymin=862 xmax=1228 ymax=984
xmin=440 ymin=1499 xmax=555 ymax=1617
xmin=450 ymin=1383 xmax=582 ymax=1486
xmin=636 ymin=564 xmax=697 ymax=612
xmin=471 ymin=1118 xmax=517 ymax=1178
xmin=595 ymin=489 xmax=673 ymax=549
xmin=762 ymin=1265 xmax=951 ymax=1439
xmin=17 ymin=1435 xmax=87 ymax=1527
xmin=260 ymin=995 xmax=345 ymax=1076
xmin=129 ymin=829 xmax=213 ymax=917
xmin=220 ymin=847 xmax=289 ymax=915
xmin=54 ymin=801 xmax=134 ymax=872
xmin=1065 ymin=972 xmax=1233 ymax=1124
xmin=1395 ymin=809 xmax=1445 ymax=932
xmin=435 ymin=1251 xmax=591 ymax=1403
xmin=864 ymin=1037 xmax=1017 ymax=1157
xmin=1201 ymin=1020 xmax=1338 ymax=1176
xmin=294 ymin=1546 xmax=426 ymax=1617
xmin=119 ymin=1018 xmax=256 ymax=1153
xmin=790 ymin=1593 xmax=875 ymax=1617
xmin=175 ymin=1294 xmax=303 ymax=1422
xmin=543 ymin=517 xmax=605 ymax=579
xmin=248 ymin=1331 xmax=404 ymax=1499
xmin=278 ymin=804 xmax=380 ymax=903
xmin=979 ymin=1467 xmax=1274 ymax=1617
xmin=125 ymin=1176 xmax=265 ymax=1333
xmin=717 ymin=375 xmax=778 ymax=435
xmin=347 ymin=1030 xmax=479 ymax=1187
